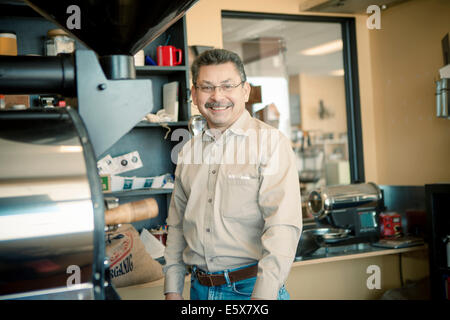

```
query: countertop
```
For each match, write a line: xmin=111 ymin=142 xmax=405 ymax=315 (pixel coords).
xmin=293 ymin=242 xmax=427 ymax=266
xmin=116 ymin=242 xmax=427 ymax=291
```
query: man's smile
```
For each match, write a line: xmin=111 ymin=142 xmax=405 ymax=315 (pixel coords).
xmin=205 ymin=101 xmax=234 ymax=112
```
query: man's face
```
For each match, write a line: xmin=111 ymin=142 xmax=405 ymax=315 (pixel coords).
xmin=191 ymin=62 xmax=251 ymax=132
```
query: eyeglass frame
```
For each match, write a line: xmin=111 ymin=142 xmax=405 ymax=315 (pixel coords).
xmin=194 ymin=81 xmax=245 ymax=93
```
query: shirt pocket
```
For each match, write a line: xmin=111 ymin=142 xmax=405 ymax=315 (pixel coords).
xmin=221 ymin=174 xmax=260 ymax=219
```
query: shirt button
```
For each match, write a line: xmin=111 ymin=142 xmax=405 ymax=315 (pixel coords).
xmin=206 ymin=228 xmax=211 ymax=233
xmin=208 ymin=198 xmax=212 ymax=203
xmin=211 ymin=170 xmax=216 ymax=174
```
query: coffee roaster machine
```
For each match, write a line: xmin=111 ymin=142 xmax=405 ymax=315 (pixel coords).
xmin=307 ymin=182 xmax=385 ymax=246
xmin=0 ymin=0 xmax=198 ymax=300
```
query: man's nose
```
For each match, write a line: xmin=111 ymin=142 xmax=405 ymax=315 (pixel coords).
xmin=210 ymin=86 xmax=225 ymax=99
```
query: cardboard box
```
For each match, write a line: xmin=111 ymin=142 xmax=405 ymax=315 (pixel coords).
xmin=5 ymin=95 xmax=30 ymax=109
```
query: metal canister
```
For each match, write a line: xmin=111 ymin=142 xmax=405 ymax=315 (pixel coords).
xmin=445 ymin=235 xmax=450 ymax=268
xmin=45 ymin=29 xmax=75 ymax=56
xmin=436 ymin=79 xmax=443 ymax=117
xmin=440 ymin=78 xmax=449 ymax=118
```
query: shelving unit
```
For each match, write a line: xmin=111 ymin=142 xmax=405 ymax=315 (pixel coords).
xmin=99 ymin=17 xmax=192 ymax=231
xmin=135 ymin=120 xmax=189 ymax=128
xmin=107 ymin=188 xmax=174 ymax=198
xmin=0 ymin=2 xmax=192 ymax=232
xmin=136 ymin=66 xmax=187 ymax=75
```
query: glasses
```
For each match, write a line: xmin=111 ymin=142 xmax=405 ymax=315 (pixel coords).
xmin=195 ymin=81 xmax=244 ymax=93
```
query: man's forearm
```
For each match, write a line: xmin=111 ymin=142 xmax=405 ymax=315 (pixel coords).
xmin=164 ymin=264 xmax=187 ymax=295
xmin=252 ymin=224 xmax=300 ymax=299
xmin=163 ymin=224 xmax=188 ymax=295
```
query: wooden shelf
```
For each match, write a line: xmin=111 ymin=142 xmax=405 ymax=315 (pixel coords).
xmin=135 ymin=121 xmax=189 ymax=128
xmin=104 ymin=188 xmax=173 ymax=198
xmin=136 ymin=65 xmax=187 ymax=75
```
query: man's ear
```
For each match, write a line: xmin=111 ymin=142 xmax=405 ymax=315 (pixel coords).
xmin=191 ymin=85 xmax=198 ymax=106
xmin=243 ymin=81 xmax=251 ymax=103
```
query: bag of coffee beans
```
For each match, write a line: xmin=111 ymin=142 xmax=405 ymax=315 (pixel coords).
xmin=106 ymin=224 xmax=163 ymax=288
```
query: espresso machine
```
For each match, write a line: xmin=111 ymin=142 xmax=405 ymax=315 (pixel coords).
xmin=307 ymin=182 xmax=384 ymax=246
xmin=0 ymin=0 xmax=198 ymax=300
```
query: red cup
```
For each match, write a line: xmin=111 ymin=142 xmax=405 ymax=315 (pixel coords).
xmin=157 ymin=45 xmax=182 ymax=66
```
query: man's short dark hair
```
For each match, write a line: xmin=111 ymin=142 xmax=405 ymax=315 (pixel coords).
xmin=191 ymin=48 xmax=247 ymax=86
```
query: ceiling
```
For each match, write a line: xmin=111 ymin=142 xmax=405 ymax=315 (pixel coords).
xmin=222 ymin=17 xmax=344 ymax=77
xmin=300 ymin=0 xmax=410 ymax=13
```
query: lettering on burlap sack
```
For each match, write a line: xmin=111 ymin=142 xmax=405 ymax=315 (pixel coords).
xmin=106 ymin=224 xmax=163 ymax=288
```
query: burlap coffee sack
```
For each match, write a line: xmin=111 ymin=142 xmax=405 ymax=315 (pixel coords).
xmin=106 ymin=224 xmax=163 ymax=288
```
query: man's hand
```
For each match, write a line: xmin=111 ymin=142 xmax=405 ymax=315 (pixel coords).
xmin=165 ymin=292 xmax=184 ymax=300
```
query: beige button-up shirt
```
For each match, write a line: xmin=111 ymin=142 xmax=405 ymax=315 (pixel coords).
xmin=163 ymin=110 xmax=302 ymax=299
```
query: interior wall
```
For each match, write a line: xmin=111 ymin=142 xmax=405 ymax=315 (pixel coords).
xmin=368 ymin=0 xmax=450 ymax=185
xmin=185 ymin=0 xmax=378 ymax=183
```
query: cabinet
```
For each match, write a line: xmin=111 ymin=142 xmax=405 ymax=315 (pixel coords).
xmin=0 ymin=2 xmax=192 ymax=231
xmin=425 ymin=184 xmax=450 ymax=300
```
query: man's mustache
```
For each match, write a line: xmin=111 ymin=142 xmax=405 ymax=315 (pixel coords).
xmin=205 ymin=101 xmax=234 ymax=109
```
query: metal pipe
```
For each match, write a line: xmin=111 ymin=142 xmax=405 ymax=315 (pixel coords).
xmin=0 ymin=54 xmax=75 ymax=96
xmin=99 ymin=55 xmax=135 ymax=80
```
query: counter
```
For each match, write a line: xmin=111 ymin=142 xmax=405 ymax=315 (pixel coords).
xmin=294 ymin=242 xmax=425 ymax=265
xmin=287 ymin=244 xmax=429 ymax=299
xmin=115 ymin=243 xmax=429 ymax=300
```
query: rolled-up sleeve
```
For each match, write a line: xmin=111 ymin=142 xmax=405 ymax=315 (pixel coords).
xmin=252 ymin=135 xmax=302 ymax=300
xmin=163 ymin=163 xmax=188 ymax=295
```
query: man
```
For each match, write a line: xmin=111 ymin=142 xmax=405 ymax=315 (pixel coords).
xmin=164 ymin=49 xmax=302 ymax=300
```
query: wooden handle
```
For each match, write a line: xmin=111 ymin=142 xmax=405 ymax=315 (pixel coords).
xmin=105 ymin=198 xmax=158 ymax=225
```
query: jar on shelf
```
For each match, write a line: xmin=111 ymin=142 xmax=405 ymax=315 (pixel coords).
xmin=45 ymin=29 xmax=75 ymax=56
xmin=0 ymin=94 xmax=6 ymax=109
xmin=0 ymin=31 xmax=17 ymax=56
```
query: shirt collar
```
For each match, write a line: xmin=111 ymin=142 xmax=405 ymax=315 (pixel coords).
xmin=228 ymin=109 xmax=251 ymax=137
xmin=202 ymin=109 xmax=251 ymax=142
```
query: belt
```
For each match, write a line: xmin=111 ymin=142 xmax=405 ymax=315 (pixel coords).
xmin=194 ymin=264 xmax=258 ymax=287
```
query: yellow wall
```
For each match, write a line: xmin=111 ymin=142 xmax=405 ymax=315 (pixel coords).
xmin=185 ymin=0 xmax=450 ymax=185
xmin=186 ymin=0 xmax=304 ymax=49
xmin=368 ymin=0 xmax=450 ymax=185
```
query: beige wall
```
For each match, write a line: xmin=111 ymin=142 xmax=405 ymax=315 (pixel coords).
xmin=368 ymin=0 xmax=450 ymax=185
xmin=186 ymin=0 xmax=305 ymax=49
xmin=185 ymin=0 xmax=450 ymax=185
